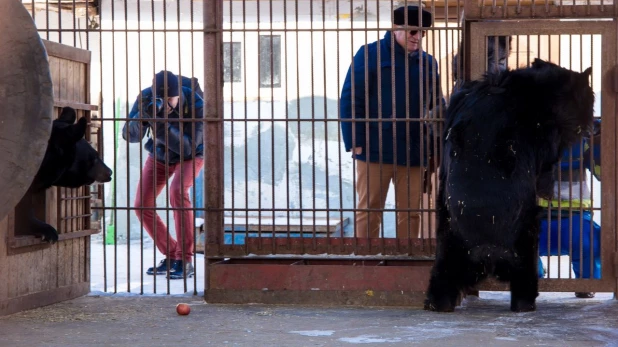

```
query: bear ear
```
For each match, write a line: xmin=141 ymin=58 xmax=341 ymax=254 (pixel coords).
xmin=581 ymin=66 xmax=592 ymax=83
xmin=67 ymin=117 xmax=87 ymax=143
xmin=531 ymin=58 xmax=547 ymax=68
xmin=58 ymin=107 xmax=77 ymax=124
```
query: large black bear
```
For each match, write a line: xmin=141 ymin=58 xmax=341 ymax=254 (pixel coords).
xmin=424 ymin=59 xmax=595 ymax=313
xmin=52 ymin=134 xmax=113 ymax=187
xmin=21 ymin=107 xmax=112 ymax=243
xmin=30 ymin=107 xmax=88 ymax=191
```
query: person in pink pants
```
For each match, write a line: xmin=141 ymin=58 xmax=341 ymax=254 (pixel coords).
xmin=122 ymin=70 xmax=205 ymax=280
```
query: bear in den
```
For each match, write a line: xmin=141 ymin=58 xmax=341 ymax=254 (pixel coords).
xmin=18 ymin=107 xmax=112 ymax=243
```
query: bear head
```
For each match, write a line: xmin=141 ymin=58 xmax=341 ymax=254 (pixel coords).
xmin=31 ymin=106 xmax=88 ymax=191
xmin=52 ymin=138 xmax=113 ymax=188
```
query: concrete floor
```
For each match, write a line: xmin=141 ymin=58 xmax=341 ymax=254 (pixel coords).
xmin=0 ymin=291 xmax=616 ymax=347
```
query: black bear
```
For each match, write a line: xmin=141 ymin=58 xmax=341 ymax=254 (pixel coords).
xmin=52 ymin=136 xmax=113 ymax=188
xmin=30 ymin=107 xmax=88 ymax=191
xmin=21 ymin=107 xmax=112 ymax=243
xmin=424 ymin=59 xmax=595 ymax=313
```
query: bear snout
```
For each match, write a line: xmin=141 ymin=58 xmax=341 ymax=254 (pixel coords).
xmin=92 ymin=161 xmax=113 ymax=183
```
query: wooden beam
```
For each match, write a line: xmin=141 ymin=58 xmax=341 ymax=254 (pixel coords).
xmin=0 ymin=282 xmax=89 ymax=317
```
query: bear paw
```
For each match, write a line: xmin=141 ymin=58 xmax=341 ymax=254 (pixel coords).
xmin=37 ymin=224 xmax=59 ymax=244
xmin=510 ymin=299 xmax=536 ymax=312
xmin=424 ymin=298 xmax=455 ymax=313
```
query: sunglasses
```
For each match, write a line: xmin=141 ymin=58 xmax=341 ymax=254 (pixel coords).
xmin=396 ymin=26 xmax=423 ymax=36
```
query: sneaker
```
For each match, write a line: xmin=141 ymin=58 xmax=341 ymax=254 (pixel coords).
xmin=146 ymin=258 xmax=173 ymax=275
xmin=575 ymin=292 xmax=595 ymax=299
xmin=168 ymin=260 xmax=195 ymax=280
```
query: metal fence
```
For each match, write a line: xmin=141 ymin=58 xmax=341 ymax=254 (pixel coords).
xmin=20 ymin=0 xmax=617 ymax=299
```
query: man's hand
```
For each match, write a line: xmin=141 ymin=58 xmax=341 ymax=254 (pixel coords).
xmin=141 ymin=99 xmax=166 ymax=128
xmin=352 ymin=147 xmax=363 ymax=158
xmin=147 ymin=98 xmax=164 ymax=117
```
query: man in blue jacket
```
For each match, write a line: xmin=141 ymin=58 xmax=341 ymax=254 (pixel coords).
xmin=340 ymin=5 xmax=445 ymax=239
xmin=122 ymin=70 xmax=204 ymax=280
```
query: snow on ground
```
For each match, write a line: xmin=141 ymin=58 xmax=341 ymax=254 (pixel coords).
xmin=90 ymin=235 xmax=204 ymax=295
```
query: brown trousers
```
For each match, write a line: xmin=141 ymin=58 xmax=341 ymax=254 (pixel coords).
xmin=354 ymin=160 xmax=423 ymax=239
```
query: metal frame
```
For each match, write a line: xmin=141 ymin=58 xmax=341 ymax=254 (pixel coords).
xmin=465 ymin=1 xmax=618 ymax=20
xmin=469 ymin=19 xmax=618 ymax=294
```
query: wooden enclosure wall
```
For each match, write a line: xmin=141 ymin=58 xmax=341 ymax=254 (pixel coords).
xmin=0 ymin=39 xmax=99 ymax=316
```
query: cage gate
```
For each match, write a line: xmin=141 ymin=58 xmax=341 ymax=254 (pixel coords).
xmin=205 ymin=6 xmax=618 ymax=307
xmin=466 ymin=19 xmax=618 ymax=296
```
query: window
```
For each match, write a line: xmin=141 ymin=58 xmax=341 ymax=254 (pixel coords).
xmin=259 ymin=35 xmax=281 ymax=88
xmin=223 ymin=42 xmax=242 ymax=83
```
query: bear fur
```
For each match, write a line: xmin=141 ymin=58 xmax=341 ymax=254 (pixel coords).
xmin=21 ymin=107 xmax=112 ymax=243
xmin=424 ymin=59 xmax=595 ymax=312
xmin=52 ymin=136 xmax=112 ymax=188
xmin=31 ymin=107 xmax=88 ymax=191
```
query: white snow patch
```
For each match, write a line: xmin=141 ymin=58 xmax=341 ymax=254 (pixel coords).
xmin=338 ymin=335 xmax=402 ymax=344
xmin=289 ymin=330 xmax=335 ymax=337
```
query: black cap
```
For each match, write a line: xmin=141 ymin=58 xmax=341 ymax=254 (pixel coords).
xmin=393 ymin=5 xmax=433 ymax=28
xmin=152 ymin=70 xmax=180 ymax=98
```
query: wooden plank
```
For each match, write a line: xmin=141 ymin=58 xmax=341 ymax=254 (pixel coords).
xmin=73 ymin=60 xmax=81 ymax=103
xmin=42 ymin=39 xmax=92 ymax=65
xmin=34 ymin=245 xmax=48 ymax=293
xmin=50 ymin=56 xmax=60 ymax=101
xmin=80 ymin=237 xmax=86 ymax=283
xmin=27 ymin=242 xmax=35 ymax=297
xmin=84 ymin=237 xmax=90 ymax=283
xmin=59 ymin=58 xmax=69 ymax=103
xmin=66 ymin=59 xmax=75 ymax=104
xmin=53 ymin=100 xmax=98 ymax=111
xmin=59 ymin=229 xmax=100 ymax=241
xmin=50 ymin=233 xmax=59 ymax=291
xmin=80 ymin=62 xmax=87 ymax=104
xmin=14 ymin=243 xmax=30 ymax=298
xmin=57 ymin=236 xmax=68 ymax=288
xmin=6 ymin=229 xmax=99 ymax=249
xmin=72 ymin=239 xmax=80 ymax=285
xmin=0 ymin=282 xmax=89 ymax=317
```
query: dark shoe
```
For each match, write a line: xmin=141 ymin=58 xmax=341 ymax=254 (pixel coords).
xmin=575 ymin=292 xmax=595 ymax=299
xmin=168 ymin=260 xmax=195 ymax=280
xmin=146 ymin=258 xmax=173 ymax=275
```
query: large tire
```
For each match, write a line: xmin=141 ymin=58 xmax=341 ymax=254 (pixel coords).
xmin=0 ymin=0 xmax=53 ymax=221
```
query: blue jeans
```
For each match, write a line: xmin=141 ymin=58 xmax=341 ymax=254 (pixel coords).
xmin=538 ymin=211 xmax=601 ymax=279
